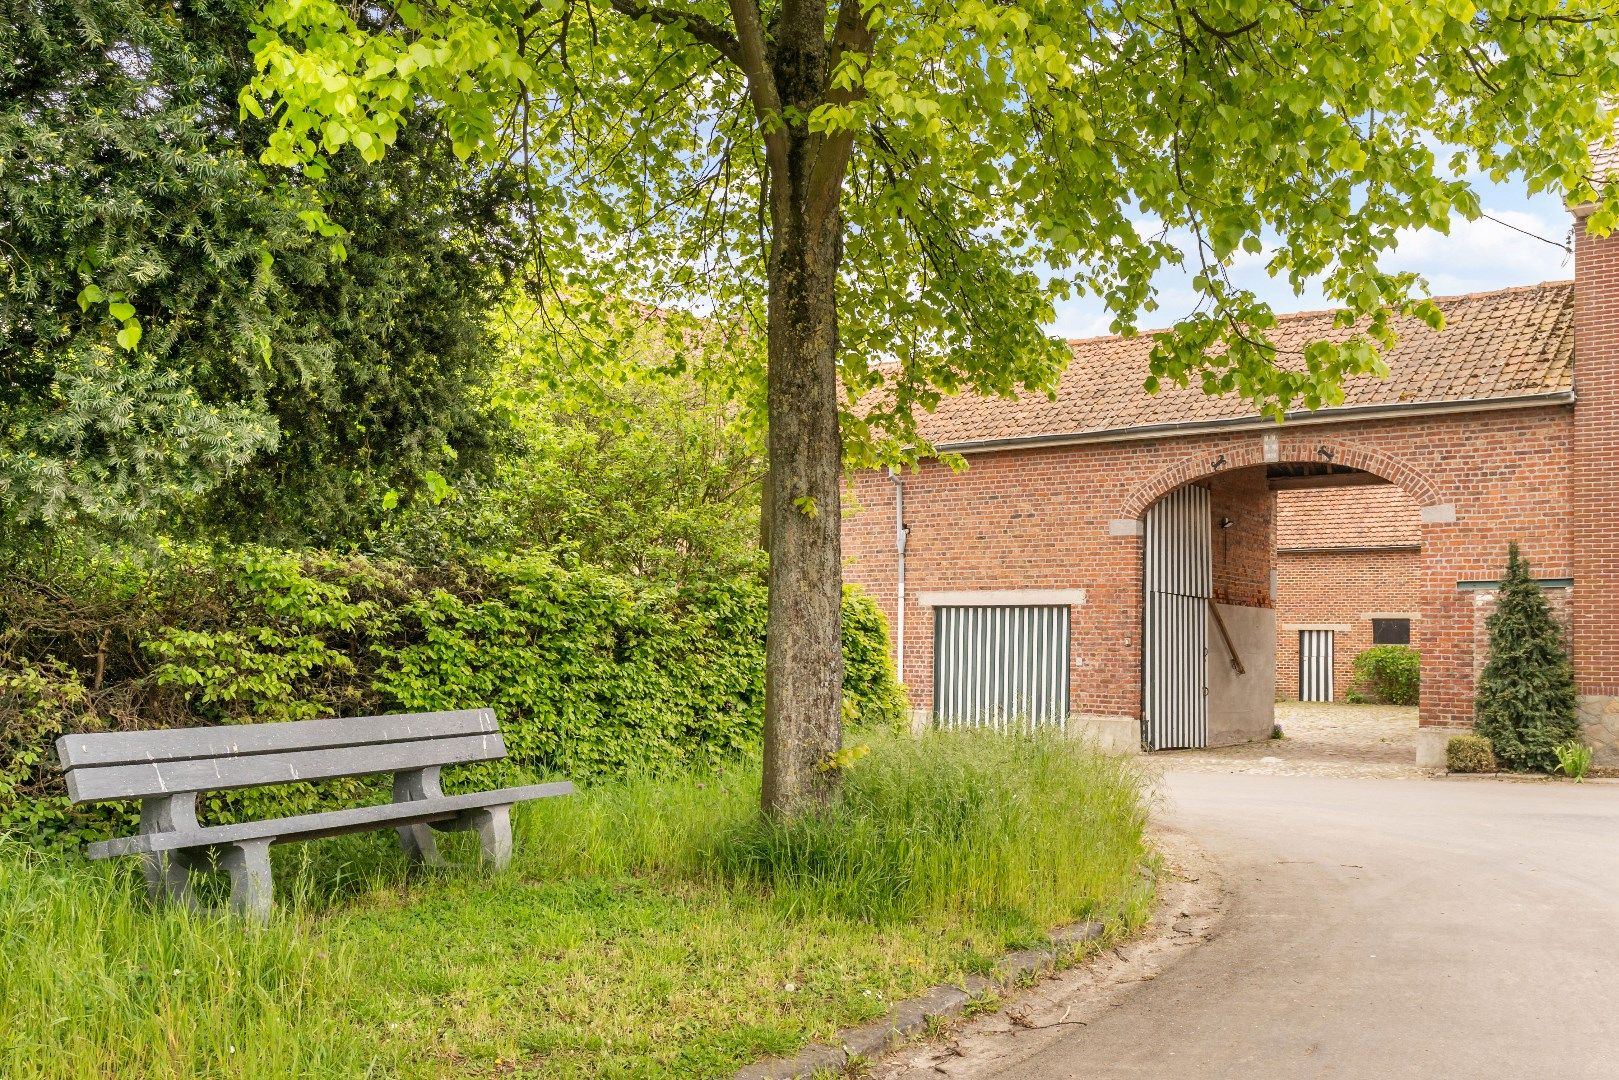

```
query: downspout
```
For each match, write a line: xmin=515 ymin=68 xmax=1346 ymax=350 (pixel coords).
xmin=887 ymin=468 xmax=909 ymax=682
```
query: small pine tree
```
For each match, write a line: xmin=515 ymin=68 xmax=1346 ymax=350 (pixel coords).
xmin=1473 ymin=544 xmax=1579 ymax=772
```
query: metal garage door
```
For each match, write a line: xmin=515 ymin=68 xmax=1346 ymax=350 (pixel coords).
xmin=933 ymin=605 xmax=1069 ymax=731
xmin=1300 ymin=630 xmax=1335 ymax=701
xmin=1143 ymin=484 xmax=1211 ymax=750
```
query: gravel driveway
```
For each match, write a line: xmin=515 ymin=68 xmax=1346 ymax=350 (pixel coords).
xmin=1153 ymin=701 xmax=1423 ymax=779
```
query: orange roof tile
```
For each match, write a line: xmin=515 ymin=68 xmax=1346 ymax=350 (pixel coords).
xmin=1591 ymin=139 xmax=1619 ymax=188
xmin=1275 ymin=486 xmax=1422 ymax=551
xmin=894 ymin=281 xmax=1574 ymax=447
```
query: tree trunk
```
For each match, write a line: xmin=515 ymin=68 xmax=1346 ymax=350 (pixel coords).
xmin=760 ymin=161 xmax=846 ymax=816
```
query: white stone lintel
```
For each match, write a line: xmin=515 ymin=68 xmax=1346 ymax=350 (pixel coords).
xmin=917 ymin=589 xmax=1087 ymax=608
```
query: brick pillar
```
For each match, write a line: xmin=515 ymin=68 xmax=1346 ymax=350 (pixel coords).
xmin=1572 ymin=212 xmax=1619 ymax=764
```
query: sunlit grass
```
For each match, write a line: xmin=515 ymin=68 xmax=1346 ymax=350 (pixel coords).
xmin=2 ymin=730 xmax=1151 ymax=1079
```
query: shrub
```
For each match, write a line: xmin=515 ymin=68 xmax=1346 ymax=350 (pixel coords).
xmin=1 ymin=547 xmax=905 ymax=844
xmin=1553 ymin=740 xmax=1593 ymax=782
xmin=1473 ymin=544 xmax=1579 ymax=772
xmin=1446 ymin=734 xmax=1496 ymax=774
xmin=1347 ymin=645 xmax=1420 ymax=706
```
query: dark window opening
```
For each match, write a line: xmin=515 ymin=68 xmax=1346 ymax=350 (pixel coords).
xmin=1371 ymin=618 xmax=1411 ymax=646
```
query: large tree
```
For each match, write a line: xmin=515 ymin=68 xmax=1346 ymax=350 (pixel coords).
xmin=249 ymin=0 xmax=1615 ymax=811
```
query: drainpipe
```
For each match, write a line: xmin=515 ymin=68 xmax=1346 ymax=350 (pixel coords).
xmin=887 ymin=468 xmax=909 ymax=681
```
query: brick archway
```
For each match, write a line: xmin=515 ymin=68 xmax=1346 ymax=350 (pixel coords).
xmin=1118 ymin=435 xmax=1449 ymax=519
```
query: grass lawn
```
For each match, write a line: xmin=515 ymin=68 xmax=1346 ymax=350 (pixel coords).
xmin=1 ymin=731 xmax=1152 ymax=1079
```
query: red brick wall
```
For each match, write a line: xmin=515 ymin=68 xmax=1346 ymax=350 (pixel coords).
xmin=1209 ymin=468 xmax=1275 ymax=609
xmin=1574 ymin=220 xmax=1619 ymax=698
xmin=846 ymin=411 xmax=1575 ymax=731
xmin=1471 ymin=586 xmax=1574 ymax=686
xmin=1274 ymin=549 xmax=1422 ymax=701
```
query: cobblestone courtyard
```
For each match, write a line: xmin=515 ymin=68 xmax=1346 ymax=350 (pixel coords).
xmin=1151 ymin=701 xmax=1424 ymax=779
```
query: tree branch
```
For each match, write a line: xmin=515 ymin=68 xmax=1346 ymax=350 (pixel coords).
xmin=804 ymin=0 xmax=873 ymax=229
xmin=606 ymin=0 xmax=747 ymax=68
xmin=725 ymin=0 xmax=790 ymax=180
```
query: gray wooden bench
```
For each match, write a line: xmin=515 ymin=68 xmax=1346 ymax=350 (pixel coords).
xmin=56 ymin=708 xmax=572 ymax=922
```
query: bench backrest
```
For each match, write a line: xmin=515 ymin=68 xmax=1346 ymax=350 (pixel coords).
xmin=56 ymin=709 xmax=505 ymax=804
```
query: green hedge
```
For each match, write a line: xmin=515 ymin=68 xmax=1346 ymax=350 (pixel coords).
xmin=1345 ymin=645 xmax=1420 ymax=706
xmin=1 ymin=548 xmax=906 ymax=845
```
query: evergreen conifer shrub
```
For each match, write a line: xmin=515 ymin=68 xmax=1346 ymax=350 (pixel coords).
xmin=1472 ymin=544 xmax=1579 ymax=772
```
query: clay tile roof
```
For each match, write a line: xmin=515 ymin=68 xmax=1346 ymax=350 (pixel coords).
xmin=1275 ymin=486 xmax=1422 ymax=550
xmin=900 ymin=281 xmax=1574 ymax=447
xmin=1591 ymin=140 xmax=1619 ymax=188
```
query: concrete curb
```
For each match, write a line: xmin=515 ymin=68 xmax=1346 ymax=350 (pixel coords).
xmin=733 ymin=919 xmax=1109 ymax=1080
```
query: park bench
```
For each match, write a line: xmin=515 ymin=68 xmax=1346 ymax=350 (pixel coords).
xmin=56 ymin=708 xmax=572 ymax=922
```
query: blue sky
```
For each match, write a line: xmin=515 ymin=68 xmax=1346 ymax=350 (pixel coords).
xmin=1046 ymin=180 xmax=1577 ymax=340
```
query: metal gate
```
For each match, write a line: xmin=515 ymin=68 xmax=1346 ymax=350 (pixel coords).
xmin=1143 ymin=484 xmax=1211 ymax=749
xmin=1299 ymin=630 xmax=1335 ymax=701
xmin=933 ymin=605 xmax=1069 ymax=730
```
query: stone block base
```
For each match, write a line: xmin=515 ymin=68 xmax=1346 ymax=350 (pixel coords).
xmin=1068 ymin=713 xmax=1142 ymax=755
xmin=1577 ymin=696 xmax=1619 ymax=766
xmin=1415 ymin=726 xmax=1457 ymax=771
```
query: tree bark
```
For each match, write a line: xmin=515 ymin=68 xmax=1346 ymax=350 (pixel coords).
xmin=760 ymin=142 xmax=846 ymax=816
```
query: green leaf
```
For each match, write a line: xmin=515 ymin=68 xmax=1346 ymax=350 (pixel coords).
xmin=115 ymin=321 xmax=142 ymax=351
xmin=76 ymin=284 xmax=103 ymax=311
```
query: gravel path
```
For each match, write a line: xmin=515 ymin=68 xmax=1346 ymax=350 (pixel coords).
xmin=1151 ymin=701 xmax=1424 ymax=779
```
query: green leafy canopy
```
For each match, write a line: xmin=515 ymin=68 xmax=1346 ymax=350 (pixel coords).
xmin=246 ymin=0 xmax=1619 ymax=461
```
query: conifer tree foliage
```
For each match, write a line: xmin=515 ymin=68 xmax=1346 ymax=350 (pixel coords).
xmin=0 ymin=0 xmax=521 ymax=544
xmin=1473 ymin=544 xmax=1580 ymax=773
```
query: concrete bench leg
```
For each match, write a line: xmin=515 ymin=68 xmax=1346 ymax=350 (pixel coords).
xmin=220 ymin=839 xmax=274 ymax=924
xmin=465 ymin=805 xmax=512 ymax=870
xmin=141 ymin=850 xmax=197 ymax=911
xmin=396 ymin=823 xmax=445 ymax=867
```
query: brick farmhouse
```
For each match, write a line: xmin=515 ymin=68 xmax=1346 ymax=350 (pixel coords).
xmin=842 ymin=194 xmax=1619 ymax=767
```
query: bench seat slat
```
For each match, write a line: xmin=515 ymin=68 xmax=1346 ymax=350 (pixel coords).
xmin=65 ymin=733 xmax=507 ymax=803
xmin=57 ymin=709 xmax=496 ymax=770
xmin=85 ymin=782 xmax=574 ymax=859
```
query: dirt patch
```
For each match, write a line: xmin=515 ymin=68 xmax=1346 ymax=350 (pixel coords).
xmin=868 ymin=829 xmax=1225 ymax=1079
xmin=1149 ymin=701 xmax=1424 ymax=779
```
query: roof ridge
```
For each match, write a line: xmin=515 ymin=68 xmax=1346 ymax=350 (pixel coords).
xmin=1063 ymin=279 xmax=1575 ymax=347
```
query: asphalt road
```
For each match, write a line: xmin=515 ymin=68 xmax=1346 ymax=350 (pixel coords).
xmin=987 ymin=771 xmax=1619 ymax=1080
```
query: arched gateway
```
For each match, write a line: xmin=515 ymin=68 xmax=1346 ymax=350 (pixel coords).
xmin=1129 ymin=443 xmax=1449 ymax=752
xmin=842 ymin=201 xmax=1619 ymax=768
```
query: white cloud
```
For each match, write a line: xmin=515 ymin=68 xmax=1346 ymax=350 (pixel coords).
xmin=1044 ymin=185 xmax=1576 ymax=339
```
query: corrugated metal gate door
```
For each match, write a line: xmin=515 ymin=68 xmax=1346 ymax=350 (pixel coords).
xmin=1299 ymin=630 xmax=1335 ymax=701
xmin=1143 ymin=485 xmax=1212 ymax=749
xmin=933 ymin=605 xmax=1069 ymax=730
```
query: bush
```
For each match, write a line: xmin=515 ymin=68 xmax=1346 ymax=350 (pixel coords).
xmin=1 ymin=547 xmax=906 ymax=844
xmin=1446 ymin=734 xmax=1496 ymax=773
xmin=1473 ymin=544 xmax=1579 ymax=772
xmin=1347 ymin=645 xmax=1420 ymax=706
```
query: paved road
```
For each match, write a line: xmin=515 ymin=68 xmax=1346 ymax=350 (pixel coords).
xmin=990 ymin=771 xmax=1619 ymax=1079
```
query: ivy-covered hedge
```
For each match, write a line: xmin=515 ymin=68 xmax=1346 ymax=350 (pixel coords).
xmin=1 ymin=548 xmax=906 ymax=846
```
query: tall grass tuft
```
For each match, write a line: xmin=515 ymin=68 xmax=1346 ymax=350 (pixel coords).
xmin=711 ymin=731 xmax=1146 ymax=929
xmin=522 ymin=729 xmax=1149 ymax=932
xmin=0 ymin=842 xmax=380 ymax=1079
